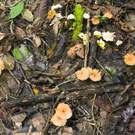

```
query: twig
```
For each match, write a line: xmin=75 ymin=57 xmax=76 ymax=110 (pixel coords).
xmin=91 ymin=94 xmax=103 ymax=135
xmin=43 ymin=91 xmax=65 ymax=134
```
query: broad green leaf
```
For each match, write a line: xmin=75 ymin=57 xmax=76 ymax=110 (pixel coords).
xmin=12 ymin=47 xmax=24 ymax=61
xmin=9 ymin=1 xmax=25 ymax=19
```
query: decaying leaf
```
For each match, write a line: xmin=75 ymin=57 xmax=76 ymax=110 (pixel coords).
xmin=31 ymin=113 xmax=45 ymax=131
xmin=3 ymin=54 xmax=15 ymax=70
xmin=33 ymin=35 xmax=42 ymax=48
xmin=0 ymin=32 xmax=6 ymax=40
xmin=67 ymin=43 xmax=84 ymax=58
xmin=15 ymin=26 xmax=26 ymax=39
xmin=22 ymin=9 xmax=34 ymax=22
xmin=11 ymin=113 xmax=26 ymax=128
xmin=0 ymin=57 xmax=5 ymax=75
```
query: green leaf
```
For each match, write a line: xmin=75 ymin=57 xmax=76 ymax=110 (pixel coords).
xmin=9 ymin=1 xmax=25 ymax=19
xmin=72 ymin=4 xmax=84 ymax=41
xmin=19 ymin=45 xmax=31 ymax=58
xmin=12 ymin=47 xmax=24 ymax=61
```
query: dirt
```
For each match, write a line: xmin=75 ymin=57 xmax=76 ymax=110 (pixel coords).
xmin=0 ymin=0 xmax=135 ymax=135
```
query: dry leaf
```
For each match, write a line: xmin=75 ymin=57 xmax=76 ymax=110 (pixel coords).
xmin=15 ymin=26 xmax=26 ymax=39
xmin=0 ymin=32 xmax=6 ymax=40
xmin=0 ymin=57 xmax=5 ymax=75
xmin=117 ymin=20 xmax=135 ymax=32
xmin=3 ymin=54 xmax=15 ymax=70
xmin=67 ymin=43 xmax=84 ymax=58
xmin=31 ymin=113 xmax=45 ymax=131
xmin=22 ymin=9 xmax=34 ymax=22
xmin=33 ymin=35 xmax=42 ymax=48
xmin=53 ymin=22 xmax=59 ymax=35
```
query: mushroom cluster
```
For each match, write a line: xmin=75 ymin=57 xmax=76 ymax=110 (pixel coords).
xmin=51 ymin=103 xmax=72 ymax=127
xmin=75 ymin=67 xmax=102 ymax=82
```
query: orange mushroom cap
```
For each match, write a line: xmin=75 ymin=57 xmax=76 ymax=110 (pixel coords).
xmin=124 ymin=53 xmax=135 ymax=66
xmin=91 ymin=16 xmax=100 ymax=25
xmin=55 ymin=103 xmax=72 ymax=120
xmin=103 ymin=10 xmax=113 ymax=19
xmin=89 ymin=69 xmax=102 ymax=82
xmin=51 ymin=113 xmax=67 ymax=127
xmin=75 ymin=67 xmax=90 ymax=81
xmin=47 ymin=9 xmax=56 ymax=20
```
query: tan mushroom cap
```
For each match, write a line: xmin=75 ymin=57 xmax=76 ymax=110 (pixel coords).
xmin=103 ymin=10 xmax=113 ymax=19
xmin=51 ymin=113 xmax=67 ymax=127
xmin=75 ymin=67 xmax=90 ymax=81
xmin=67 ymin=43 xmax=83 ymax=58
xmin=124 ymin=53 xmax=135 ymax=66
xmin=91 ymin=16 xmax=100 ymax=25
xmin=89 ymin=69 xmax=102 ymax=82
xmin=55 ymin=103 xmax=72 ymax=120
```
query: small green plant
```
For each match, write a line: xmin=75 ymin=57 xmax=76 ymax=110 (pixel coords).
xmin=9 ymin=0 xmax=25 ymax=19
xmin=72 ymin=4 xmax=84 ymax=41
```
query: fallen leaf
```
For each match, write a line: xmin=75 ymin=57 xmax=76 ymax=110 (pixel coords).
xmin=9 ymin=1 xmax=25 ymax=19
xmin=0 ymin=32 xmax=6 ymax=40
xmin=22 ymin=9 xmax=34 ymax=22
xmin=15 ymin=26 xmax=26 ymax=39
xmin=33 ymin=35 xmax=42 ymax=48
xmin=0 ymin=57 xmax=5 ymax=75
xmin=32 ymin=113 xmax=45 ymax=131
xmin=3 ymin=54 xmax=15 ymax=70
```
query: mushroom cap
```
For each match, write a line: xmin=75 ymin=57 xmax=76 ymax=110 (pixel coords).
xmin=51 ymin=113 xmax=67 ymax=127
xmin=104 ymin=11 xmax=113 ymax=19
xmin=124 ymin=53 xmax=135 ymax=66
xmin=89 ymin=69 xmax=102 ymax=82
xmin=91 ymin=16 xmax=100 ymax=25
xmin=75 ymin=67 xmax=90 ymax=81
xmin=55 ymin=103 xmax=72 ymax=119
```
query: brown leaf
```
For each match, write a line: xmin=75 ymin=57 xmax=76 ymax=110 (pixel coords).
xmin=33 ymin=35 xmax=42 ymax=48
xmin=119 ymin=21 xmax=135 ymax=32
xmin=0 ymin=32 xmax=6 ymax=40
xmin=15 ymin=26 xmax=26 ymax=39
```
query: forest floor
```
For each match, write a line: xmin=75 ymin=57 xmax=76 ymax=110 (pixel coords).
xmin=0 ymin=0 xmax=135 ymax=135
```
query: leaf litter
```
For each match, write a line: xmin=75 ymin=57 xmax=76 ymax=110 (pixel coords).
xmin=0 ymin=0 xmax=135 ymax=135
